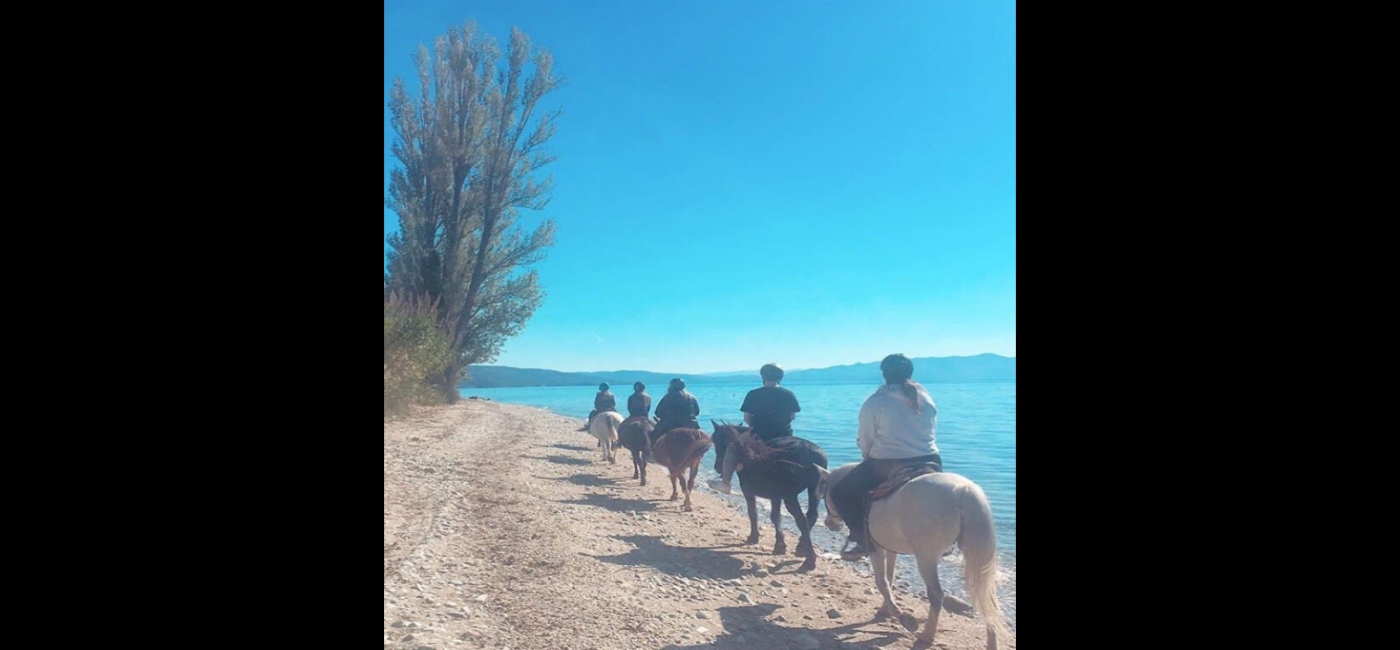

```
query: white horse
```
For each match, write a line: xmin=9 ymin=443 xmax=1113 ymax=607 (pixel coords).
xmin=815 ymin=462 xmax=1014 ymax=650
xmin=588 ymin=411 xmax=624 ymax=464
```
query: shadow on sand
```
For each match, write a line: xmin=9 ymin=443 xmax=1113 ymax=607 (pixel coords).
xmin=652 ymin=603 xmax=913 ymax=650
xmin=556 ymin=492 xmax=660 ymax=513
xmin=524 ymin=454 xmax=595 ymax=466
xmin=540 ymin=473 xmax=618 ymax=487
xmin=588 ymin=534 xmax=751 ymax=581
xmin=681 ymin=541 xmax=825 ymax=568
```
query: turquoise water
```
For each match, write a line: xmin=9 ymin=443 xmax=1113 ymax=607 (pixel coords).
xmin=460 ymin=380 xmax=1015 ymax=624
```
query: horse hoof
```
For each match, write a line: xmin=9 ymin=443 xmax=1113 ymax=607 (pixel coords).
xmin=744 ymin=535 xmax=760 ymax=545
xmin=797 ymin=558 xmax=816 ymax=572
xmin=772 ymin=545 xmax=787 ymax=556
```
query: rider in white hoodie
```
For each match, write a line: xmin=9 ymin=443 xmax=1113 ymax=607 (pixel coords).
xmin=831 ymin=353 xmax=942 ymax=560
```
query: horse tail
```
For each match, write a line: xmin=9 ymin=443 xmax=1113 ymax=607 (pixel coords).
xmin=955 ymin=481 xmax=1015 ymax=648
xmin=598 ymin=414 xmax=620 ymax=443
xmin=683 ymin=432 xmax=714 ymax=467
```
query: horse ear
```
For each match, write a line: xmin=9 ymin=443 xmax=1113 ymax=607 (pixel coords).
xmin=815 ymin=465 xmax=830 ymax=477
xmin=711 ymin=419 xmax=720 ymax=429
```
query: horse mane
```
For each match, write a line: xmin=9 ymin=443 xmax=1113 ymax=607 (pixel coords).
xmin=716 ymin=421 xmax=815 ymax=466
xmin=712 ymin=420 xmax=745 ymax=444
xmin=734 ymin=430 xmax=776 ymax=462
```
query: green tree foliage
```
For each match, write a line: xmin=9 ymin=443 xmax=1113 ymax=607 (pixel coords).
xmin=385 ymin=21 xmax=561 ymax=403
xmin=384 ymin=293 xmax=452 ymax=416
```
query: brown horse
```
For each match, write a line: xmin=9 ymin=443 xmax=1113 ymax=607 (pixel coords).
xmin=649 ymin=427 xmax=712 ymax=511
xmin=711 ymin=421 xmax=827 ymax=572
xmin=617 ymin=415 xmax=655 ymax=485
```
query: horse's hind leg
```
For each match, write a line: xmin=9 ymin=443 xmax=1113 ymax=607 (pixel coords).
xmin=915 ymin=552 xmax=945 ymax=642
xmin=668 ymin=473 xmax=679 ymax=501
xmin=770 ymin=497 xmax=787 ymax=555
xmin=681 ymin=462 xmax=696 ymax=511
xmin=631 ymin=449 xmax=641 ymax=480
xmin=871 ymin=549 xmax=901 ymax=620
xmin=785 ymin=494 xmax=816 ymax=571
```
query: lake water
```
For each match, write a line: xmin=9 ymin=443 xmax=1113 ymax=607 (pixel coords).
xmin=460 ymin=379 xmax=1015 ymax=626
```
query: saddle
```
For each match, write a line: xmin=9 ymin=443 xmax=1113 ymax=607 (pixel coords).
xmin=855 ymin=460 xmax=948 ymax=556
xmin=867 ymin=461 xmax=941 ymax=501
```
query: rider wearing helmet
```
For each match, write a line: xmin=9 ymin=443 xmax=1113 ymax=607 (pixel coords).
xmin=627 ymin=381 xmax=652 ymax=418
xmin=708 ymin=363 xmax=801 ymax=495
xmin=625 ymin=381 xmax=657 ymax=462
xmin=584 ymin=382 xmax=618 ymax=431
xmin=653 ymin=378 xmax=701 ymax=439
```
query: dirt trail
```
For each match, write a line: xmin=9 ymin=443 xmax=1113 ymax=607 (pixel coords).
xmin=384 ymin=399 xmax=1008 ymax=650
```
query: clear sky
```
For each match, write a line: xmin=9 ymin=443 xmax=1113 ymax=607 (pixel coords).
xmin=385 ymin=1 xmax=1015 ymax=374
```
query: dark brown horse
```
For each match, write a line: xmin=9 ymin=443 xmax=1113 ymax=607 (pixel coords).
xmin=617 ymin=415 xmax=655 ymax=485
xmin=650 ymin=427 xmax=712 ymax=511
xmin=711 ymin=421 xmax=828 ymax=572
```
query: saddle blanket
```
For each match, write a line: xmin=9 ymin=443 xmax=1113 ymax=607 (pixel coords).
xmin=868 ymin=462 xmax=940 ymax=501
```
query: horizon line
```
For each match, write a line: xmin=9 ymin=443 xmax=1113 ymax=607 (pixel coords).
xmin=472 ymin=352 xmax=1015 ymax=375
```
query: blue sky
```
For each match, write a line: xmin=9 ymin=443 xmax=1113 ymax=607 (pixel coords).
xmin=385 ymin=1 xmax=1015 ymax=374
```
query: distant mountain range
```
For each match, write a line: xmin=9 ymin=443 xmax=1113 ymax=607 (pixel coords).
xmin=460 ymin=353 xmax=1015 ymax=388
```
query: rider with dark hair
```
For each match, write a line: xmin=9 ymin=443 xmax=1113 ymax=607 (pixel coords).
xmin=830 ymin=354 xmax=942 ymax=560
xmin=627 ymin=381 xmax=652 ymax=418
xmin=595 ymin=382 xmax=616 ymax=413
xmin=628 ymin=381 xmax=657 ymax=463
xmin=708 ymin=362 xmax=801 ymax=495
xmin=654 ymin=378 xmax=700 ymax=438
xmin=583 ymin=382 xmax=617 ymax=432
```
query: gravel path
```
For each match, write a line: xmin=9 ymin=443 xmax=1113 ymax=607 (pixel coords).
xmin=384 ymin=399 xmax=1009 ymax=650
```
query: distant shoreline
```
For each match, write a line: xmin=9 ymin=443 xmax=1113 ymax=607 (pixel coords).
xmin=463 ymin=378 xmax=1016 ymax=389
xmin=462 ymin=354 xmax=1016 ymax=389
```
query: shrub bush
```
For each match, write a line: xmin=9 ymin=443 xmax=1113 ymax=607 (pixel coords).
xmin=384 ymin=292 xmax=451 ymax=417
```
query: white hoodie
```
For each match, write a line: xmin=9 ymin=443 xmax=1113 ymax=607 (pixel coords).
xmin=856 ymin=383 xmax=938 ymax=460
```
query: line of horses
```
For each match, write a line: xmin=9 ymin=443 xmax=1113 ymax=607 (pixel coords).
xmin=584 ymin=413 xmax=1014 ymax=650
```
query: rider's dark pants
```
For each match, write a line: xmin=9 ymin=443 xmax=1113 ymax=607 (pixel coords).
xmin=830 ymin=454 xmax=942 ymax=544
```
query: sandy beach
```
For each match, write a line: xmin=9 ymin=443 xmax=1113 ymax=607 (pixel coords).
xmin=384 ymin=399 xmax=1012 ymax=650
